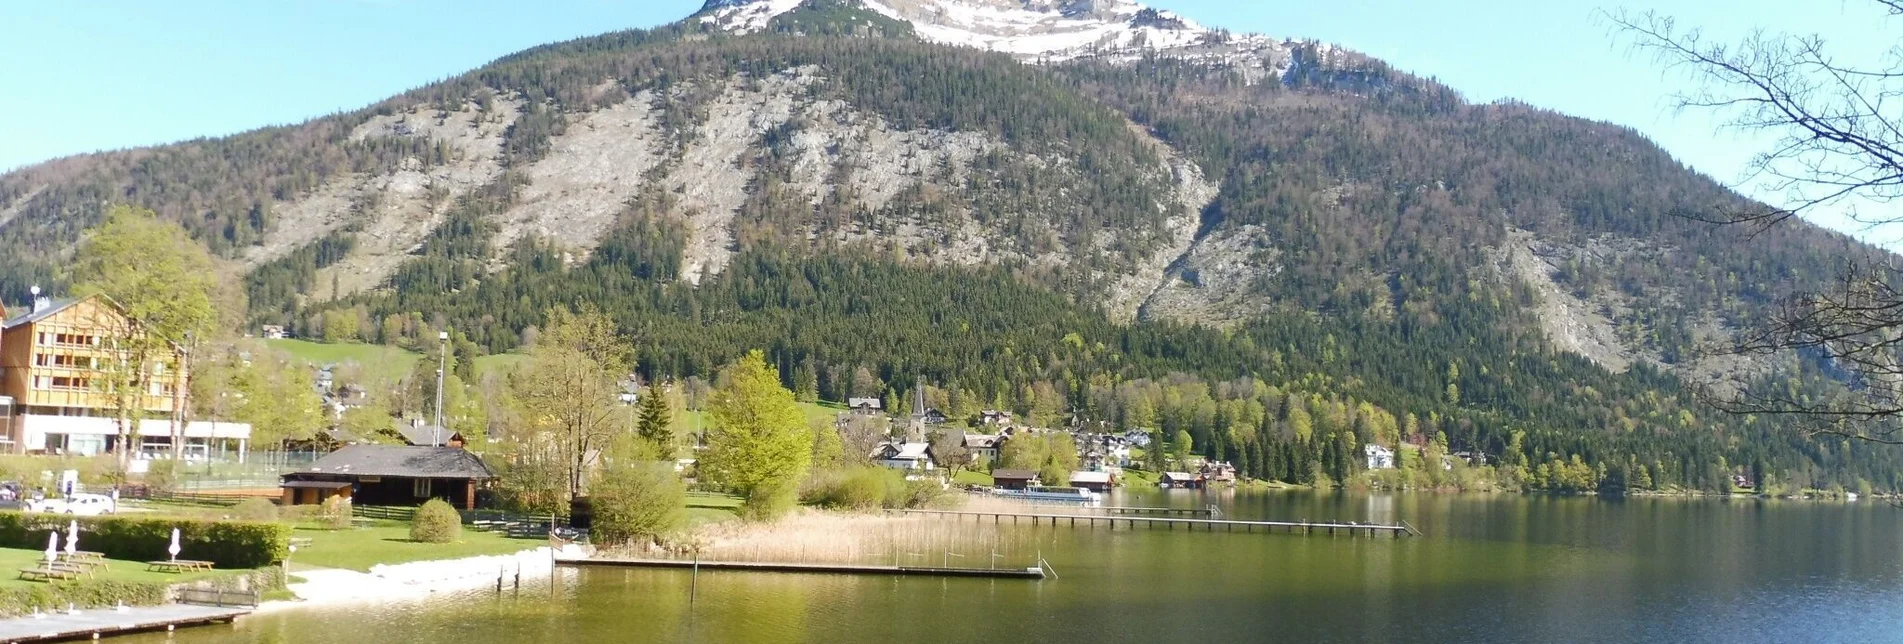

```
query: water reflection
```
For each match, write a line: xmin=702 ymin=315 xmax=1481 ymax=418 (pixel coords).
xmin=125 ymin=492 xmax=1903 ymax=644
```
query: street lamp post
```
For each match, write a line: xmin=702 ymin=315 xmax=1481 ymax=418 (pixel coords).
xmin=434 ymin=331 xmax=448 ymax=446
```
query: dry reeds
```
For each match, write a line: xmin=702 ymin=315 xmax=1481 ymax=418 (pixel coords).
xmin=624 ymin=510 xmax=1038 ymax=569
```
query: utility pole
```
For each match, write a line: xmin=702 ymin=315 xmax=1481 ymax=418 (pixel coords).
xmin=434 ymin=330 xmax=448 ymax=446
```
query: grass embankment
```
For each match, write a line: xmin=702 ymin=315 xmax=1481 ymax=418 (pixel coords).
xmin=0 ymin=547 xmax=243 ymax=591
xmin=285 ymin=520 xmax=543 ymax=572
xmin=952 ymin=470 xmax=994 ymax=487
xmin=686 ymin=493 xmax=742 ymax=527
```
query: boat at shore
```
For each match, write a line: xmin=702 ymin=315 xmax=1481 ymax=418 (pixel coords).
xmin=989 ymin=485 xmax=1102 ymax=504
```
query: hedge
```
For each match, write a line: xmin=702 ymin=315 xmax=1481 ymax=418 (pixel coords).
xmin=0 ymin=511 xmax=289 ymax=568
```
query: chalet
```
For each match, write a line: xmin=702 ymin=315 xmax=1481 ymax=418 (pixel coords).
xmin=1160 ymin=472 xmax=1205 ymax=489
xmin=280 ymin=444 xmax=497 ymax=509
xmin=991 ymin=469 xmax=1038 ymax=490
xmin=871 ymin=441 xmax=937 ymax=470
xmin=848 ymin=397 xmax=883 ymax=415
xmin=0 ymin=291 xmax=250 ymax=457
xmin=962 ymin=433 xmax=1004 ymax=463
xmin=1069 ymin=470 xmax=1116 ymax=492
xmin=916 ymin=407 xmax=949 ymax=425
xmin=1364 ymin=444 xmax=1396 ymax=470
xmin=259 ymin=325 xmax=286 ymax=340
xmin=617 ymin=375 xmax=641 ymax=406
xmin=978 ymin=409 xmax=1013 ymax=426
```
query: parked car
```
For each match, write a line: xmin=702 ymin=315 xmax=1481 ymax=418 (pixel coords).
xmin=0 ymin=481 xmax=21 ymax=510
xmin=29 ymin=493 xmax=116 ymax=515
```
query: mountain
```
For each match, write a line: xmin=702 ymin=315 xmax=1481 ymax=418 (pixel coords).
xmin=1 ymin=0 xmax=1896 ymax=489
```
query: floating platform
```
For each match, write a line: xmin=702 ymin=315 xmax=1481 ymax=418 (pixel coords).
xmin=556 ymin=557 xmax=1046 ymax=579
xmin=0 ymin=604 xmax=248 ymax=643
xmin=904 ymin=509 xmax=1420 ymax=537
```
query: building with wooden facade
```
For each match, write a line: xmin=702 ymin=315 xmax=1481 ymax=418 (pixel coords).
xmin=0 ymin=292 xmax=250 ymax=456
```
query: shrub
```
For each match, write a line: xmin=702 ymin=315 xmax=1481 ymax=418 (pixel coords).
xmin=0 ymin=512 xmax=289 ymax=568
xmin=590 ymin=462 xmax=684 ymax=546
xmin=317 ymin=496 xmax=352 ymax=530
xmin=409 ymin=499 xmax=461 ymax=543
xmin=143 ymin=459 xmax=180 ymax=495
xmin=232 ymin=498 xmax=278 ymax=522
xmin=802 ymin=466 xmax=902 ymax=510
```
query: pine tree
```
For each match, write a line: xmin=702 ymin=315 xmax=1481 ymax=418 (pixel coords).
xmin=637 ymin=383 xmax=674 ymax=452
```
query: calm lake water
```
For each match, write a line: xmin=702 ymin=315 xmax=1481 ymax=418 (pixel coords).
xmin=132 ymin=491 xmax=1903 ymax=644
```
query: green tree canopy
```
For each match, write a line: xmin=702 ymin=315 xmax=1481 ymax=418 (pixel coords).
xmin=701 ymin=351 xmax=813 ymax=519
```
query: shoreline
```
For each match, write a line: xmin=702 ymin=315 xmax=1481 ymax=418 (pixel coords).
xmin=253 ymin=544 xmax=583 ymax=615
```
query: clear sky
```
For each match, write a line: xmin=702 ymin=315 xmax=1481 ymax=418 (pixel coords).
xmin=1 ymin=0 xmax=1892 ymax=238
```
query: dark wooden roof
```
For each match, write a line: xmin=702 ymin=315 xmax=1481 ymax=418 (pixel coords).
xmin=991 ymin=469 xmax=1038 ymax=480
xmin=286 ymin=445 xmax=496 ymax=480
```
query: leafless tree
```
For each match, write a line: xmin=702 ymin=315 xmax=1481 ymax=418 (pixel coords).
xmin=1614 ymin=2 xmax=1903 ymax=442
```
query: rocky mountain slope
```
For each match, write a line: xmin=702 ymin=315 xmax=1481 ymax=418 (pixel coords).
xmin=0 ymin=0 xmax=1880 ymax=378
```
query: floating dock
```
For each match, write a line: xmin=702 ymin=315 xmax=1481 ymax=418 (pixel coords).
xmin=904 ymin=509 xmax=1420 ymax=538
xmin=556 ymin=557 xmax=1046 ymax=579
xmin=0 ymin=604 xmax=248 ymax=643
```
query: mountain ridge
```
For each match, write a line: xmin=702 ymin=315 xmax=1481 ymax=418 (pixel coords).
xmin=0 ymin=0 xmax=1896 ymax=490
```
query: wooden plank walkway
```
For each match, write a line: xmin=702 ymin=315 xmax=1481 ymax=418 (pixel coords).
xmin=0 ymin=604 xmax=248 ymax=643
xmin=557 ymin=557 xmax=1046 ymax=579
xmin=904 ymin=509 xmax=1420 ymax=538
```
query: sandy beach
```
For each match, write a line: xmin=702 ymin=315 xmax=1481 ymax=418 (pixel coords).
xmin=254 ymin=544 xmax=584 ymax=614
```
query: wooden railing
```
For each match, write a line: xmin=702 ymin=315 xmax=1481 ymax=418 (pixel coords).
xmin=176 ymin=587 xmax=260 ymax=608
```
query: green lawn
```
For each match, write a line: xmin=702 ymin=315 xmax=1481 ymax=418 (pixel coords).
xmin=1120 ymin=468 xmax=1160 ymax=488
xmin=684 ymin=493 xmax=741 ymax=527
xmin=473 ymin=352 xmax=528 ymax=377
xmin=0 ymin=547 xmax=243 ymax=591
xmin=263 ymin=339 xmax=418 ymax=384
xmin=286 ymin=520 xmax=543 ymax=572
xmin=952 ymin=470 xmax=994 ymax=486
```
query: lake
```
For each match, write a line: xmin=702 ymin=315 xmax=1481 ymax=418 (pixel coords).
xmin=130 ymin=491 xmax=1903 ymax=644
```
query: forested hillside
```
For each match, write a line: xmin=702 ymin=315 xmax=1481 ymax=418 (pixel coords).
xmin=0 ymin=0 xmax=1896 ymax=492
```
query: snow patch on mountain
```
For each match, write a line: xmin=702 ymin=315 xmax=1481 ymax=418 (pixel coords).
xmin=701 ymin=0 xmax=1294 ymax=73
xmin=700 ymin=0 xmax=808 ymax=32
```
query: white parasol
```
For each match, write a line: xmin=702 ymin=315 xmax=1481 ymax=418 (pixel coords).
xmin=43 ymin=531 xmax=57 ymax=565
xmin=64 ymin=520 xmax=77 ymax=557
xmin=167 ymin=527 xmax=181 ymax=561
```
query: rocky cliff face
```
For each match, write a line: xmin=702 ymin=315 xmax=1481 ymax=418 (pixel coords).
xmin=0 ymin=0 xmax=1878 ymax=377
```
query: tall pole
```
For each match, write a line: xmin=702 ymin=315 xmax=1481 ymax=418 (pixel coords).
xmin=434 ymin=331 xmax=448 ymax=446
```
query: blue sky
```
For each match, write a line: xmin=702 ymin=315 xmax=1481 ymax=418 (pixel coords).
xmin=0 ymin=0 xmax=1892 ymax=238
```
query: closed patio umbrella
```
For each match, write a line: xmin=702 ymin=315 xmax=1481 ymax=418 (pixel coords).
xmin=167 ymin=528 xmax=181 ymax=561
xmin=64 ymin=520 xmax=77 ymax=557
xmin=43 ymin=531 xmax=56 ymax=565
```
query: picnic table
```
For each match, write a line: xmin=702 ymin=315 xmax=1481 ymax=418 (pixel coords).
xmin=59 ymin=551 xmax=108 ymax=568
xmin=288 ymin=537 xmax=313 ymax=548
xmin=18 ymin=561 xmax=92 ymax=581
xmin=146 ymin=559 xmax=216 ymax=573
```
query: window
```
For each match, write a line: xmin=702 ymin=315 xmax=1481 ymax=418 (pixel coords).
xmin=49 ymin=377 xmax=90 ymax=391
xmin=32 ymin=376 xmax=46 ymax=390
xmin=412 ymin=479 xmax=432 ymax=498
xmin=36 ymin=332 xmax=46 ymax=346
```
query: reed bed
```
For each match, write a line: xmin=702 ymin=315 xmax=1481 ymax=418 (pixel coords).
xmin=614 ymin=510 xmax=1042 ymax=570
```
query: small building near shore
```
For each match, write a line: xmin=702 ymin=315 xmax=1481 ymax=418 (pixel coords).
xmin=1160 ymin=472 xmax=1205 ymax=489
xmin=1364 ymin=444 xmax=1396 ymax=470
xmin=991 ymin=469 xmax=1039 ymax=490
xmin=280 ymin=444 xmax=497 ymax=509
xmin=1069 ymin=471 xmax=1116 ymax=492
xmin=871 ymin=441 xmax=937 ymax=470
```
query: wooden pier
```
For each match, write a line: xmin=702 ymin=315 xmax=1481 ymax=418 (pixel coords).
xmin=556 ymin=557 xmax=1047 ymax=579
xmin=0 ymin=604 xmax=249 ymax=643
xmin=904 ymin=509 xmax=1420 ymax=538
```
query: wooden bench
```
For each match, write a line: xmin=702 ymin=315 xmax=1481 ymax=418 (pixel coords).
xmin=17 ymin=565 xmax=80 ymax=582
xmin=146 ymin=559 xmax=216 ymax=573
xmin=59 ymin=551 xmax=108 ymax=569
xmin=288 ymin=537 xmax=313 ymax=548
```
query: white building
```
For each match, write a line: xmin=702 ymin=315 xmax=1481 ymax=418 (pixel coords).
xmin=871 ymin=441 xmax=937 ymax=470
xmin=1364 ymin=444 xmax=1396 ymax=470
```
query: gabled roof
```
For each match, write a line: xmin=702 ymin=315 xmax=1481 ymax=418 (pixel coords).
xmin=1069 ymin=471 xmax=1114 ymax=484
xmin=991 ymin=469 xmax=1038 ymax=480
xmin=872 ymin=441 xmax=933 ymax=460
xmin=395 ymin=423 xmax=458 ymax=447
xmin=1161 ymin=471 xmax=1204 ymax=482
xmin=2 ymin=297 xmax=84 ymax=329
xmin=963 ymin=434 xmax=1003 ymax=448
xmin=288 ymin=445 xmax=496 ymax=480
